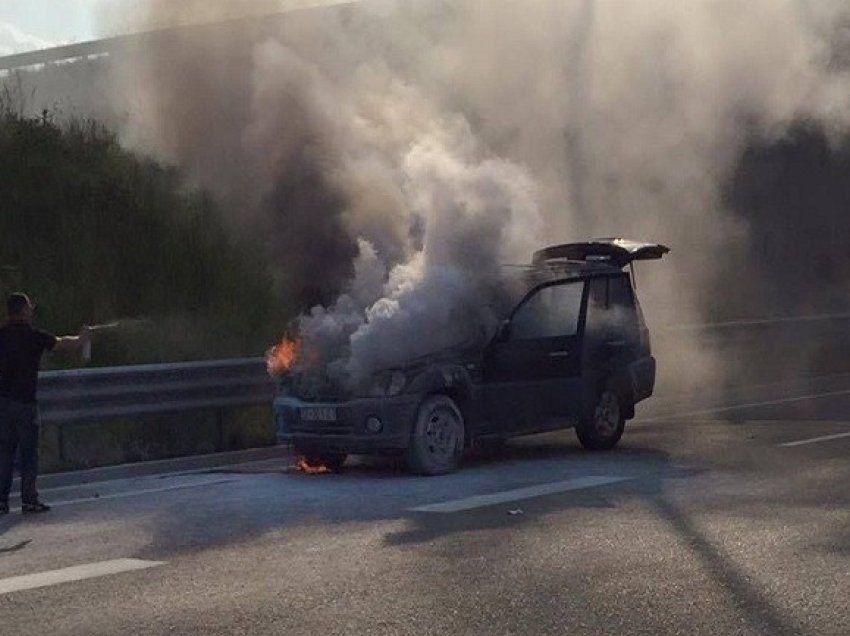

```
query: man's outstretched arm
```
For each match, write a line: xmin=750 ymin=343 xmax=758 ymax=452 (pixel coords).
xmin=52 ymin=327 xmax=91 ymax=355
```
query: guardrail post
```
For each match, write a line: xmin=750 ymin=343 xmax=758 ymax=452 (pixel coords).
xmin=57 ymin=425 xmax=66 ymax=463
xmin=216 ymin=408 xmax=226 ymax=452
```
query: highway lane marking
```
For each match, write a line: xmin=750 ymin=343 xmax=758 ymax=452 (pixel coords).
xmin=639 ymin=388 xmax=850 ymax=423
xmin=7 ymin=478 xmax=236 ymax=512
xmin=409 ymin=476 xmax=628 ymax=513
xmin=0 ymin=559 xmax=165 ymax=596
xmin=779 ymin=431 xmax=850 ymax=447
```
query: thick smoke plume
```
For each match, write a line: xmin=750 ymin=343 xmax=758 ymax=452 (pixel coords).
xmin=97 ymin=0 xmax=850 ymax=387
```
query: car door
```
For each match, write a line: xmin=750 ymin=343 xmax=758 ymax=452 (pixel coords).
xmin=583 ymin=274 xmax=641 ymax=389
xmin=482 ymin=280 xmax=585 ymax=433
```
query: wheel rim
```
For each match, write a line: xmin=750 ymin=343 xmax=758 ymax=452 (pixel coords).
xmin=594 ymin=391 xmax=620 ymax=439
xmin=424 ymin=406 xmax=461 ymax=465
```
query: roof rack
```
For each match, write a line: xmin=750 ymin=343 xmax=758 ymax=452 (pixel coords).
xmin=503 ymin=259 xmax=615 ymax=271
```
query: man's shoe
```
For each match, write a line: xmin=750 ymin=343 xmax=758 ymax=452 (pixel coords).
xmin=21 ymin=501 xmax=50 ymax=514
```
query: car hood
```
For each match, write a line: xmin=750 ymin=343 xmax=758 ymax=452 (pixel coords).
xmin=395 ymin=340 xmax=483 ymax=374
xmin=280 ymin=338 xmax=485 ymax=401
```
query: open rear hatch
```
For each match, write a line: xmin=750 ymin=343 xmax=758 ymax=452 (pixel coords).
xmin=533 ymin=238 xmax=670 ymax=269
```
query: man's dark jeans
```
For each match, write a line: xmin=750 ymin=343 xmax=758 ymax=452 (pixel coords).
xmin=0 ymin=398 xmax=40 ymax=506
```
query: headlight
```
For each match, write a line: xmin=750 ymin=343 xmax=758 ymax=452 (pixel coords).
xmin=368 ymin=370 xmax=407 ymax=397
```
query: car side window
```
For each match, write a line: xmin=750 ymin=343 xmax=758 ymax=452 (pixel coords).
xmin=511 ymin=282 xmax=583 ymax=340
xmin=608 ymin=275 xmax=635 ymax=309
xmin=586 ymin=275 xmax=638 ymax=338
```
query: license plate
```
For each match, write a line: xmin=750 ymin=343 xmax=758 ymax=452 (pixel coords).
xmin=300 ymin=407 xmax=338 ymax=422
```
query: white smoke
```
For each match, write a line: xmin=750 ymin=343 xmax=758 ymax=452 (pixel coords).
xmin=291 ymin=101 xmax=543 ymax=383
xmin=339 ymin=133 xmax=541 ymax=380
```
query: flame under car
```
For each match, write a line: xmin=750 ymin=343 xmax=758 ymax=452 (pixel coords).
xmin=273 ymin=239 xmax=669 ymax=475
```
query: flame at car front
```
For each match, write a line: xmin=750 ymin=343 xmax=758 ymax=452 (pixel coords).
xmin=295 ymin=455 xmax=333 ymax=475
xmin=267 ymin=337 xmax=302 ymax=376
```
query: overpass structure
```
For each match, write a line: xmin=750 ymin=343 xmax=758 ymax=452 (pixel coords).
xmin=0 ymin=1 xmax=359 ymax=73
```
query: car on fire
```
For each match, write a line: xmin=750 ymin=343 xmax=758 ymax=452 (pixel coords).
xmin=274 ymin=238 xmax=669 ymax=474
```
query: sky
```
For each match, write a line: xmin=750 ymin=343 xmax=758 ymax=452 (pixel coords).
xmin=0 ymin=1 xmax=111 ymax=50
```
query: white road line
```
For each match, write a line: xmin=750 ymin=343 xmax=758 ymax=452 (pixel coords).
xmin=8 ymin=478 xmax=235 ymax=512
xmin=639 ymin=388 xmax=850 ymax=423
xmin=779 ymin=431 xmax=850 ymax=448
xmin=409 ymin=476 xmax=628 ymax=513
xmin=0 ymin=559 xmax=165 ymax=596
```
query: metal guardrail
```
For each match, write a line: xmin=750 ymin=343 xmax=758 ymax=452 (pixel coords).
xmin=655 ymin=313 xmax=850 ymax=350
xmin=38 ymin=357 xmax=274 ymax=424
xmin=34 ymin=311 xmax=850 ymax=424
xmin=657 ymin=312 xmax=850 ymax=334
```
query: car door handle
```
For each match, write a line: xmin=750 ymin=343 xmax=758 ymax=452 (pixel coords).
xmin=549 ymin=350 xmax=571 ymax=358
xmin=605 ymin=340 xmax=627 ymax=347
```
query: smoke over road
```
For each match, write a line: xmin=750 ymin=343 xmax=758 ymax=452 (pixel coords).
xmin=102 ymin=0 xmax=850 ymax=386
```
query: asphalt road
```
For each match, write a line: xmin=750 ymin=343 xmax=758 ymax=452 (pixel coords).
xmin=1 ymin=374 xmax=848 ymax=635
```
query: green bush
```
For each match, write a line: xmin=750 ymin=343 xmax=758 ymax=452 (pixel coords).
xmin=0 ymin=104 xmax=289 ymax=365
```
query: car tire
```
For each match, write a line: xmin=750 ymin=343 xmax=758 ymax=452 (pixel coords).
xmin=576 ymin=386 xmax=627 ymax=451
xmin=406 ymin=395 xmax=465 ymax=475
xmin=295 ymin=447 xmax=348 ymax=472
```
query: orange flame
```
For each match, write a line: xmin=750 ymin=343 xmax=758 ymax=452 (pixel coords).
xmin=267 ymin=337 xmax=302 ymax=375
xmin=296 ymin=455 xmax=333 ymax=475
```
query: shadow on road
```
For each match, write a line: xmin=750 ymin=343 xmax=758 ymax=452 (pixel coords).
xmin=383 ymin=435 xmax=805 ymax=635
xmin=0 ymin=538 xmax=31 ymax=554
xmin=82 ymin=420 xmax=843 ymax=636
xmin=0 ymin=513 xmax=28 ymax=555
xmin=649 ymin=495 xmax=802 ymax=635
xmin=383 ymin=443 xmax=686 ymax=549
xmin=133 ymin=435 xmax=674 ymax=557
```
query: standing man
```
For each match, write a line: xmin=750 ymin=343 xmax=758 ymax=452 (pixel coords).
xmin=0 ymin=293 xmax=89 ymax=514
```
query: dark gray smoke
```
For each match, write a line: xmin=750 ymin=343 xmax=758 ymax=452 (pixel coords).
xmin=86 ymin=0 xmax=850 ymax=386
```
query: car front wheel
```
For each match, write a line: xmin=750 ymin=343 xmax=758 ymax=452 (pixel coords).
xmin=576 ymin=387 xmax=626 ymax=450
xmin=406 ymin=395 xmax=465 ymax=475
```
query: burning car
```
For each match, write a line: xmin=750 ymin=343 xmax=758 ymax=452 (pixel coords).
xmin=272 ymin=239 xmax=669 ymax=475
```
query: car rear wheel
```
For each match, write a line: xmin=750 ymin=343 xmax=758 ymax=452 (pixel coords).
xmin=576 ymin=387 xmax=626 ymax=450
xmin=406 ymin=395 xmax=465 ymax=475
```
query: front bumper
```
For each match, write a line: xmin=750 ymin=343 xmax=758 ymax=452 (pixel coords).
xmin=274 ymin=393 xmax=421 ymax=454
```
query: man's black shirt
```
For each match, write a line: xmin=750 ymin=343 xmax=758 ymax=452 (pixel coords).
xmin=0 ymin=322 xmax=57 ymax=404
